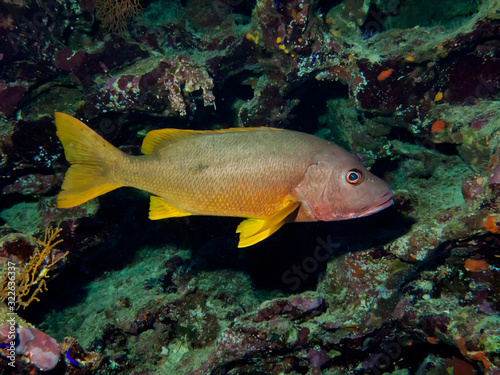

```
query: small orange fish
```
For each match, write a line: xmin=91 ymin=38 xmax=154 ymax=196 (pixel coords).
xmin=431 ymin=120 xmax=445 ymax=133
xmin=377 ymin=68 xmax=394 ymax=81
xmin=483 ymin=215 xmax=499 ymax=233
xmin=55 ymin=113 xmax=393 ymax=247
xmin=464 ymin=259 xmax=489 ymax=272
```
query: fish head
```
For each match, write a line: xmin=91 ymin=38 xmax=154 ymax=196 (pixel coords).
xmin=295 ymin=145 xmax=393 ymax=221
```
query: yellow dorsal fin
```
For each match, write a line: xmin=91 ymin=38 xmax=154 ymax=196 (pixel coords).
xmin=141 ymin=129 xmax=198 ymax=154
xmin=149 ymin=195 xmax=192 ymax=220
xmin=141 ymin=127 xmax=283 ymax=154
xmin=236 ymin=198 xmax=299 ymax=248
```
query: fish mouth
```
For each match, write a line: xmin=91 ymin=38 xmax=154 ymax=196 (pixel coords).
xmin=355 ymin=191 xmax=394 ymax=218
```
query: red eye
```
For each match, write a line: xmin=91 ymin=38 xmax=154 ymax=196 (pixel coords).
xmin=346 ymin=169 xmax=363 ymax=184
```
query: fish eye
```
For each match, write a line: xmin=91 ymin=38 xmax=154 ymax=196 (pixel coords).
xmin=346 ymin=169 xmax=363 ymax=184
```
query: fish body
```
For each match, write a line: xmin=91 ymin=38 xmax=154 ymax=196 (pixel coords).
xmin=119 ymin=127 xmax=322 ymax=220
xmin=55 ymin=113 xmax=393 ymax=247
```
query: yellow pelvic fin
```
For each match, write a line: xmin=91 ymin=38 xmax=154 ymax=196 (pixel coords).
xmin=149 ymin=195 xmax=193 ymax=220
xmin=55 ymin=112 xmax=123 ymax=208
xmin=236 ymin=198 xmax=299 ymax=248
xmin=141 ymin=127 xmax=283 ymax=154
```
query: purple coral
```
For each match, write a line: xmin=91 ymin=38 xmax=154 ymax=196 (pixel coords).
xmin=0 ymin=326 xmax=60 ymax=371
xmin=54 ymin=48 xmax=87 ymax=72
xmin=307 ymin=347 xmax=330 ymax=375
xmin=80 ymin=57 xmax=215 ymax=117
xmin=0 ymin=83 xmax=26 ymax=116
xmin=491 ymin=163 xmax=500 ymax=184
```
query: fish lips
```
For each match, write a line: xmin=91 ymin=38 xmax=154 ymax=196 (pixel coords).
xmin=353 ymin=191 xmax=394 ymax=218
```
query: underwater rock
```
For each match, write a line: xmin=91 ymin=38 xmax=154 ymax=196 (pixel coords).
xmin=236 ymin=72 xmax=295 ymax=127
xmin=2 ymin=173 xmax=62 ymax=196
xmin=462 ymin=176 xmax=489 ymax=205
xmin=253 ymin=296 xmax=325 ymax=322
xmin=77 ymin=56 xmax=214 ymax=118
xmin=0 ymin=231 xmax=36 ymax=262
xmin=54 ymin=48 xmax=87 ymax=73
xmin=62 ymin=336 xmax=101 ymax=370
xmin=0 ymin=83 xmax=26 ymax=117
xmin=0 ymin=116 xmax=62 ymax=183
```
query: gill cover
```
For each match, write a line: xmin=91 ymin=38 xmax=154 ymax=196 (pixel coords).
xmin=294 ymin=155 xmax=335 ymax=221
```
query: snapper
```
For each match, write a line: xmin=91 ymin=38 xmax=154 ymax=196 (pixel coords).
xmin=54 ymin=112 xmax=393 ymax=247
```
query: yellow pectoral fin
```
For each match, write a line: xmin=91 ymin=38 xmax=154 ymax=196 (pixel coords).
xmin=236 ymin=198 xmax=300 ymax=248
xmin=149 ymin=196 xmax=192 ymax=220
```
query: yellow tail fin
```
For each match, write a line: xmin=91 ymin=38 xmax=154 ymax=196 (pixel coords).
xmin=55 ymin=112 xmax=123 ymax=208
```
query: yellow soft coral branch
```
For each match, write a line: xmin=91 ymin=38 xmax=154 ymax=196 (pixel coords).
xmin=0 ymin=227 xmax=68 ymax=309
xmin=95 ymin=0 xmax=142 ymax=33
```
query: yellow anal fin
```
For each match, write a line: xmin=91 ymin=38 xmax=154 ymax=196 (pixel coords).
xmin=141 ymin=127 xmax=283 ymax=154
xmin=236 ymin=198 xmax=299 ymax=248
xmin=149 ymin=196 xmax=192 ymax=220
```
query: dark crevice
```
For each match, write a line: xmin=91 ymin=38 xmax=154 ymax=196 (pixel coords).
xmin=316 ymin=0 xmax=343 ymax=14
xmin=285 ymin=79 xmax=349 ymax=133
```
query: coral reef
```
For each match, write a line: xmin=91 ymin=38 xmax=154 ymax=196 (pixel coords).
xmin=0 ymin=227 xmax=67 ymax=309
xmin=0 ymin=0 xmax=499 ymax=374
